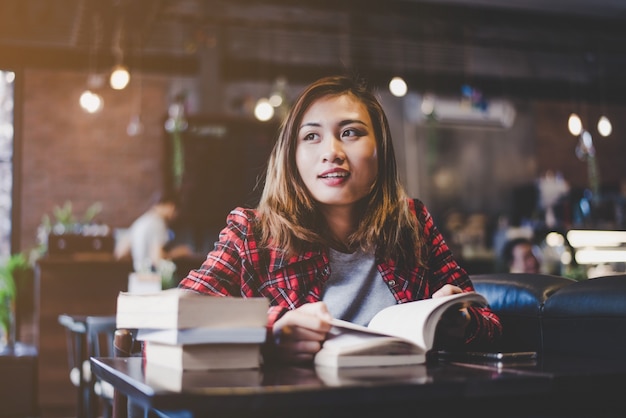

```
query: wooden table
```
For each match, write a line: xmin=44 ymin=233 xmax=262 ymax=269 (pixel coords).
xmin=91 ymin=354 xmax=626 ymax=418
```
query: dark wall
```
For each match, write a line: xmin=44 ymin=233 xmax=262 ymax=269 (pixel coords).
xmin=169 ymin=116 xmax=278 ymax=253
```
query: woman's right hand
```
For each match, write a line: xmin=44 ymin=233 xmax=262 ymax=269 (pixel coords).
xmin=272 ymin=302 xmax=333 ymax=364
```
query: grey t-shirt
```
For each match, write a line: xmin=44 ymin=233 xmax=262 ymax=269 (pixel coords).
xmin=322 ymin=247 xmax=397 ymax=326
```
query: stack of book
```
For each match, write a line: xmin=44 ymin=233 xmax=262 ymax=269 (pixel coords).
xmin=116 ymin=288 xmax=269 ymax=373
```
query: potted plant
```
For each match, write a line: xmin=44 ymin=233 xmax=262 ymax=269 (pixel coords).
xmin=0 ymin=252 xmax=29 ymax=349
xmin=33 ymin=201 xmax=105 ymax=259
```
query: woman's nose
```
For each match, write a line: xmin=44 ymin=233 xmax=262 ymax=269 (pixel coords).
xmin=321 ymin=136 xmax=345 ymax=163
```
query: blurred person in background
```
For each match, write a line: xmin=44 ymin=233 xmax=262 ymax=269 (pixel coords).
xmin=502 ymin=237 xmax=540 ymax=274
xmin=115 ymin=192 xmax=193 ymax=273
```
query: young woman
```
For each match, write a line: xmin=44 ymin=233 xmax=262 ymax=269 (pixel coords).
xmin=178 ymin=75 xmax=502 ymax=363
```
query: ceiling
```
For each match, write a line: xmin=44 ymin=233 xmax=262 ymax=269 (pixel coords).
xmin=1 ymin=0 xmax=626 ymax=103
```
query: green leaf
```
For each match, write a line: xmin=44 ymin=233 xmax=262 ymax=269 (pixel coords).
xmin=83 ymin=202 xmax=103 ymax=223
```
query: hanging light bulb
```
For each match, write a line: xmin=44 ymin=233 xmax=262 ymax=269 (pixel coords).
xmin=110 ymin=64 xmax=130 ymax=90
xmin=254 ymin=98 xmax=274 ymax=121
xmin=79 ymin=90 xmax=103 ymax=114
xmin=597 ymin=115 xmax=612 ymax=137
xmin=389 ymin=76 xmax=408 ymax=97
xmin=567 ymin=113 xmax=582 ymax=136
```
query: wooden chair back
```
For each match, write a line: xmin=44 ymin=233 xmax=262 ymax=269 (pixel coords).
xmin=58 ymin=314 xmax=117 ymax=418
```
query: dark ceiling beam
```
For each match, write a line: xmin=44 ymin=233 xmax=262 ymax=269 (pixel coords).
xmin=0 ymin=44 xmax=198 ymax=75
xmin=215 ymin=0 xmax=626 ymax=44
xmin=220 ymin=57 xmax=626 ymax=105
xmin=161 ymin=1 xmax=626 ymax=56
xmin=2 ymin=0 xmax=626 ymax=103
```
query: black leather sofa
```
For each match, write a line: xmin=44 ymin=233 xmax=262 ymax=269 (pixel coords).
xmin=471 ymin=272 xmax=626 ymax=358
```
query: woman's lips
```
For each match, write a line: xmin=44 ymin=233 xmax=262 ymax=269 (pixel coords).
xmin=319 ymin=169 xmax=350 ymax=186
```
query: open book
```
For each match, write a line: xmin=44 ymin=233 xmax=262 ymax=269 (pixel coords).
xmin=315 ymin=364 xmax=430 ymax=387
xmin=314 ymin=292 xmax=488 ymax=368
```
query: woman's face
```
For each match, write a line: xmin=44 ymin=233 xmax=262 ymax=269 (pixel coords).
xmin=295 ymin=94 xmax=378 ymax=208
xmin=510 ymin=243 xmax=540 ymax=274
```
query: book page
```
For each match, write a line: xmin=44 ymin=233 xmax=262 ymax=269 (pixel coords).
xmin=367 ymin=292 xmax=487 ymax=351
xmin=322 ymin=329 xmax=420 ymax=356
xmin=315 ymin=328 xmax=426 ymax=368
xmin=329 ymin=318 xmax=392 ymax=337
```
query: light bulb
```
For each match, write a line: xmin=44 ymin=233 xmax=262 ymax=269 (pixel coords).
xmin=568 ymin=113 xmax=582 ymax=136
xmin=597 ymin=115 xmax=612 ymax=137
xmin=110 ymin=65 xmax=130 ymax=90
xmin=269 ymin=92 xmax=283 ymax=107
xmin=254 ymin=98 xmax=274 ymax=121
xmin=79 ymin=90 xmax=103 ymax=113
xmin=389 ymin=77 xmax=408 ymax=97
xmin=421 ymin=94 xmax=435 ymax=116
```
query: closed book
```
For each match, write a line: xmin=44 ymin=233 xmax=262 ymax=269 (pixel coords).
xmin=137 ymin=327 xmax=267 ymax=345
xmin=144 ymin=361 xmax=263 ymax=392
xmin=144 ymin=341 xmax=262 ymax=370
xmin=116 ymin=288 xmax=269 ymax=329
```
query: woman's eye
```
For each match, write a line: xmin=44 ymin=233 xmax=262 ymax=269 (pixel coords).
xmin=342 ymin=128 xmax=359 ymax=137
xmin=302 ymin=133 xmax=318 ymax=141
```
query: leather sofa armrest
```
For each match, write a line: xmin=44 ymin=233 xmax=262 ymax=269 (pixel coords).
xmin=471 ymin=273 xmax=575 ymax=352
xmin=543 ymin=274 xmax=626 ymax=359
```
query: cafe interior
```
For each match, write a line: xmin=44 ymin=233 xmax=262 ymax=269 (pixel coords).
xmin=1 ymin=0 xmax=626 ymax=416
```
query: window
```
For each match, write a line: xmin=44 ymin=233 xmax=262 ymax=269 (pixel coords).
xmin=0 ymin=70 xmax=15 ymax=260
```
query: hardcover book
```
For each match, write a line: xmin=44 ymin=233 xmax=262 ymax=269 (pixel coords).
xmin=136 ymin=326 xmax=267 ymax=345
xmin=143 ymin=340 xmax=263 ymax=371
xmin=116 ymin=288 xmax=269 ymax=330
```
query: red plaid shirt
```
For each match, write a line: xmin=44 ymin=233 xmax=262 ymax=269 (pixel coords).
xmin=179 ymin=199 xmax=502 ymax=346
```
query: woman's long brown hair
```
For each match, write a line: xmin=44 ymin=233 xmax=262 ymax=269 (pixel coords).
xmin=256 ymin=75 xmax=424 ymax=266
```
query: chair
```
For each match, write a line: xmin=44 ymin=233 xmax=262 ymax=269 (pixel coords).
xmin=58 ymin=314 xmax=118 ymax=418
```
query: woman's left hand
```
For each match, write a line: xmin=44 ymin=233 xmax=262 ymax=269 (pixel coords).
xmin=433 ymin=284 xmax=471 ymax=342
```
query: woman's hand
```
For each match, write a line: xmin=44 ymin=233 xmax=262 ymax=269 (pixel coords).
xmin=432 ymin=283 xmax=463 ymax=298
xmin=272 ymin=302 xmax=333 ymax=364
xmin=433 ymin=284 xmax=471 ymax=345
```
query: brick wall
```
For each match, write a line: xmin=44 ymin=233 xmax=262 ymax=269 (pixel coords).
xmin=20 ymin=69 xmax=170 ymax=252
